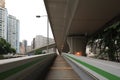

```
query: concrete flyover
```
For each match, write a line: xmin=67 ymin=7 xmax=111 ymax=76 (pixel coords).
xmin=27 ymin=43 xmax=56 ymax=54
xmin=44 ymin=0 xmax=120 ymax=55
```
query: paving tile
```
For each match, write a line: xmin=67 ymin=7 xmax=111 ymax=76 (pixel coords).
xmin=45 ymin=56 xmax=81 ymax=80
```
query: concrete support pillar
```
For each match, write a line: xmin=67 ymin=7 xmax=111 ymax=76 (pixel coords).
xmin=67 ymin=36 xmax=87 ymax=56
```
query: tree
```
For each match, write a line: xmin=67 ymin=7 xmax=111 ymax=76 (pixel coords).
xmin=35 ymin=49 xmax=42 ymax=55
xmin=10 ymin=48 xmax=16 ymax=54
xmin=88 ymin=21 xmax=120 ymax=62
xmin=0 ymin=38 xmax=16 ymax=54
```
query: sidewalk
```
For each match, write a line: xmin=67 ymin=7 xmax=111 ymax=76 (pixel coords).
xmin=45 ymin=55 xmax=81 ymax=80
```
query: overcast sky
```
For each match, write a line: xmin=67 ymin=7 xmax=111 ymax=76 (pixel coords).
xmin=5 ymin=0 xmax=53 ymax=45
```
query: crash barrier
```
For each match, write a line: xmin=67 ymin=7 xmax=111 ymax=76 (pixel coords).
xmin=0 ymin=53 xmax=56 ymax=80
xmin=63 ymin=53 xmax=120 ymax=80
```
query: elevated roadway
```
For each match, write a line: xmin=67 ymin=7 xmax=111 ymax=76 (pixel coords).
xmin=26 ymin=43 xmax=56 ymax=54
xmin=44 ymin=0 xmax=120 ymax=55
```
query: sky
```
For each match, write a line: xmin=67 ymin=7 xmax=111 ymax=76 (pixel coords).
xmin=5 ymin=0 xmax=53 ymax=45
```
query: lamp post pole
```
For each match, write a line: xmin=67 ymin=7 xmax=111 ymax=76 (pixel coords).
xmin=47 ymin=17 xmax=49 ymax=53
xmin=36 ymin=15 xmax=49 ymax=53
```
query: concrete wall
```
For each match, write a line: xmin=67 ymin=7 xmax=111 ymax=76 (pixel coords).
xmin=0 ymin=53 xmax=56 ymax=80
xmin=63 ymin=53 xmax=120 ymax=80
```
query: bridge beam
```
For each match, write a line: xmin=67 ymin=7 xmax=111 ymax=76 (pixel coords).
xmin=67 ymin=36 xmax=87 ymax=56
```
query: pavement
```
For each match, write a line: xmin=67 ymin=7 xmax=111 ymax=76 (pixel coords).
xmin=45 ymin=55 xmax=81 ymax=80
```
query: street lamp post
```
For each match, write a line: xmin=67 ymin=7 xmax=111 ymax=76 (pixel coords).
xmin=36 ymin=15 xmax=49 ymax=53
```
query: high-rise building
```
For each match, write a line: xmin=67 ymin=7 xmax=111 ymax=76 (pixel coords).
xmin=19 ymin=40 xmax=27 ymax=54
xmin=49 ymin=38 xmax=55 ymax=44
xmin=0 ymin=0 xmax=5 ymax=8
xmin=19 ymin=42 xmax=24 ymax=54
xmin=0 ymin=7 xmax=7 ymax=40
xmin=34 ymin=35 xmax=55 ymax=49
xmin=31 ymin=38 xmax=35 ymax=49
xmin=26 ymin=46 xmax=32 ymax=52
xmin=7 ymin=15 xmax=20 ymax=53
xmin=16 ymin=19 xmax=20 ymax=53
xmin=35 ymin=35 xmax=47 ymax=49
xmin=0 ymin=0 xmax=20 ymax=53
xmin=22 ymin=40 xmax=27 ymax=53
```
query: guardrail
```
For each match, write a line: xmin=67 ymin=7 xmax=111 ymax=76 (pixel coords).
xmin=63 ymin=53 xmax=120 ymax=80
xmin=0 ymin=53 xmax=56 ymax=80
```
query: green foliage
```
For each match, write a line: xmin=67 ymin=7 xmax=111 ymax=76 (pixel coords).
xmin=0 ymin=38 xmax=16 ymax=54
xmin=35 ymin=49 xmax=42 ymax=55
xmin=88 ymin=21 xmax=120 ymax=62
xmin=10 ymin=48 xmax=16 ymax=53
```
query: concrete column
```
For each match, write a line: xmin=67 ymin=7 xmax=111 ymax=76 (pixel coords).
xmin=67 ymin=36 xmax=87 ymax=56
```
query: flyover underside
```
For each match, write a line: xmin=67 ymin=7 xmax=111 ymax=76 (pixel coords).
xmin=44 ymin=0 xmax=120 ymax=53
